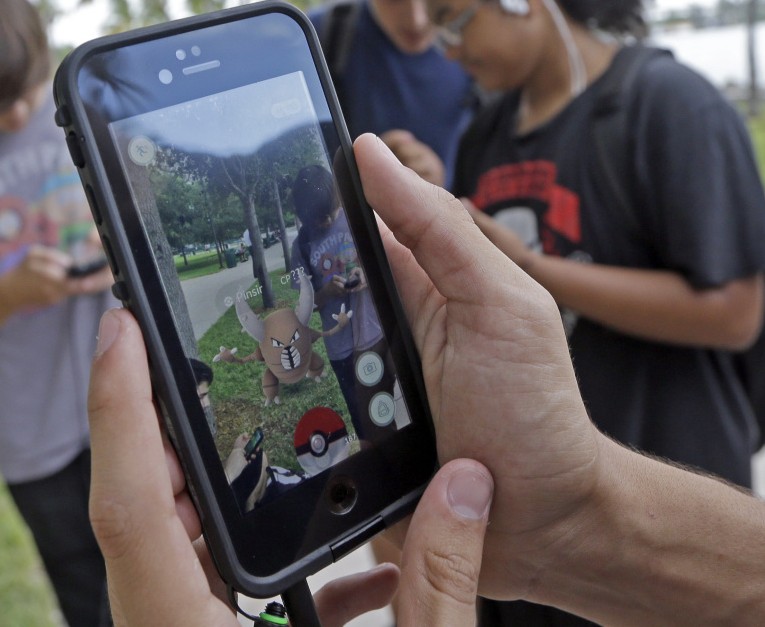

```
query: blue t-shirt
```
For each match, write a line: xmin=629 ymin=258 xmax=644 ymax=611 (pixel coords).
xmin=310 ymin=1 xmax=474 ymax=189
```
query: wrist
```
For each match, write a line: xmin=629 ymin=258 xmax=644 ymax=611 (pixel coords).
xmin=532 ymin=436 xmax=765 ymax=625
xmin=517 ymin=433 xmax=624 ymax=614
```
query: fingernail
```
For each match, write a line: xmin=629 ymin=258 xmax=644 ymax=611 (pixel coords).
xmin=447 ymin=468 xmax=493 ymax=521
xmin=95 ymin=309 xmax=121 ymax=358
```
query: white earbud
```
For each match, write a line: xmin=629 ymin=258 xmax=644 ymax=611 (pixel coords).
xmin=499 ymin=0 xmax=530 ymax=16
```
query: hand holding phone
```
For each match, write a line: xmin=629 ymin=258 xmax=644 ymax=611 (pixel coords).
xmin=54 ymin=0 xmax=436 ymax=598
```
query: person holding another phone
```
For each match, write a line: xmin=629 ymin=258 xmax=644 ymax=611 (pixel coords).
xmin=86 ymin=135 xmax=765 ymax=625
xmin=0 ymin=1 xmax=115 ymax=625
xmin=291 ymin=164 xmax=395 ymax=443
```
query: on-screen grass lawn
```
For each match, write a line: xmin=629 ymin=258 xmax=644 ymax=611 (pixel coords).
xmin=197 ymin=268 xmax=359 ymax=471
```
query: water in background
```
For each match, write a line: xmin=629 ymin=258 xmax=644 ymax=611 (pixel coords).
xmin=652 ymin=22 xmax=765 ymax=89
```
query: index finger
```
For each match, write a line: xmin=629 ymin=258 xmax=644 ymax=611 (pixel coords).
xmin=353 ymin=134 xmax=523 ymax=304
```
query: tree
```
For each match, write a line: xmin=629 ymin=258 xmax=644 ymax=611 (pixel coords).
xmin=747 ymin=0 xmax=760 ymax=117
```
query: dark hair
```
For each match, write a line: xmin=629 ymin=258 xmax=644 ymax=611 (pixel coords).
xmin=557 ymin=0 xmax=647 ymax=37
xmin=190 ymin=358 xmax=213 ymax=385
xmin=292 ymin=165 xmax=337 ymax=223
xmin=0 ymin=0 xmax=51 ymax=108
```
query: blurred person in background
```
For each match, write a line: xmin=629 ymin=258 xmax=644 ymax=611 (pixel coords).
xmin=0 ymin=1 xmax=115 ymax=624
xmin=310 ymin=0 xmax=477 ymax=188
xmin=437 ymin=0 xmax=765 ymax=624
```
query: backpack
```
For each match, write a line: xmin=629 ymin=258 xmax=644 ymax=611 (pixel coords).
xmin=317 ymin=0 xmax=362 ymax=108
xmin=592 ymin=44 xmax=765 ymax=450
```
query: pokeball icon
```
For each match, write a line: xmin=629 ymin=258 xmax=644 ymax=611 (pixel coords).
xmin=293 ymin=407 xmax=351 ymax=476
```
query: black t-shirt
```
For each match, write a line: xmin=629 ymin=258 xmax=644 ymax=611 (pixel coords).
xmin=454 ymin=48 xmax=765 ymax=486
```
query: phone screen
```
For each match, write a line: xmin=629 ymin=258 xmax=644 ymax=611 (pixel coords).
xmin=61 ymin=3 xmax=436 ymax=589
xmin=107 ymin=68 xmax=413 ymax=505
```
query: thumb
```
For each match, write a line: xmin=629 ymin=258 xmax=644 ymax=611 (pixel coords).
xmin=88 ymin=308 xmax=234 ymax=626
xmin=397 ymin=460 xmax=493 ymax=625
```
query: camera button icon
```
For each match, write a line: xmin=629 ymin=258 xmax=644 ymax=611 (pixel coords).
xmin=355 ymin=351 xmax=384 ymax=387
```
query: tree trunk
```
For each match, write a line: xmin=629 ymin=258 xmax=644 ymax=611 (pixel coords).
xmin=273 ymin=178 xmax=291 ymax=272
xmin=748 ymin=0 xmax=760 ymax=117
xmin=115 ymin=132 xmax=198 ymax=356
xmin=243 ymin=195 xmax=274 ymax=309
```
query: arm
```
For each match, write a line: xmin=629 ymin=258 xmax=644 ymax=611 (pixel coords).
xmin=469 ymin=205 xmax=763 ymax=350
xmin=537 ymin=435 xmax=765 ymax=625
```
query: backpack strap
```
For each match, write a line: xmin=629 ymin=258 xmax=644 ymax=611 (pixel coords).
xmin=318 ymin=0 xmax=362 ymax=99
xmin=591 ymin=45 xmax=672 ymax=238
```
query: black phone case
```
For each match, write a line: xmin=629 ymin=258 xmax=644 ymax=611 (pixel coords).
xmin=53 ymin=0 xmax=437 ymax=598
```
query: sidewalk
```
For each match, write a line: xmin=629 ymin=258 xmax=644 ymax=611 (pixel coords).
xmin=181 ymin=228 xmax=297 ymax=338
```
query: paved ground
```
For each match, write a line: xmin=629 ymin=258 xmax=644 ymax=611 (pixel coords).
xmin=181 ymin=228 xmax=298 ymax=339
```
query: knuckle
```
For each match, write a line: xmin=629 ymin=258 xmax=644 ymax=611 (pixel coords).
xmin=421 ymin=547 xmax=480 ymax=606
xmin=89 ymin=494 xmax=136 ymax=560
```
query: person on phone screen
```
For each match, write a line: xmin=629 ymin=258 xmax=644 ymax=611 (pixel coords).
xmin=86 ymin=135 xmax=765 ymax=626
xmin=223 ymin=432 xmax=307 ymax=512
xmin=0 ymin=1 xmax=116 ymax=625
xmin=290 ymin=164 xmax=396 ymax=443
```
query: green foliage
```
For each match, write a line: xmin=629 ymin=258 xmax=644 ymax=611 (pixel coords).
xmin=198 ymin=270 xmax=354 ymax=470
xmin=0 ymin=482 xmax=59 ymax=627
xmin=748 ymin=113 xmax=765 ymax=180
xmin=174 ymin=249 xmax=225 ymax=279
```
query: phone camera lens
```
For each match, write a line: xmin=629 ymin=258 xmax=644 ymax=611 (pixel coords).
xmin=326 ymin=476 xmax=358 ymax=515
xmin=158 ymin=69 xmax=173 ymax=85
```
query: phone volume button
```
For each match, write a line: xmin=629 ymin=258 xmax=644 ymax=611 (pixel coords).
xmin=111 ymin=280 xmax=129 ymax=303
xmin=65 ymin=132 xmax=86 ymax=168
xmin=54 ymin=105 xmax=71 ymax=127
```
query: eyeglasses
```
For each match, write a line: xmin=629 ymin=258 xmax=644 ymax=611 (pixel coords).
xmin=433 ymin=0 xmax=483 ymax=49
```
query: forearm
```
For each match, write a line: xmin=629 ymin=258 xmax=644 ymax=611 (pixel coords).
xmin=536 ymin=435 xmax=765 ymax=625
xmin=525 ymin=254 xmax=761 ymax=349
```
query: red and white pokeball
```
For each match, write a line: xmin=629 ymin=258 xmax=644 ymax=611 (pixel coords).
xmin=293 ymin=407 xmax=351 ymax=476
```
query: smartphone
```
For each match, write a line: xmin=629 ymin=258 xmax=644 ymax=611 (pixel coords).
xmin=244 ymin=427 xmax=264 ymax=460
xmin=53 ymin=1 xmax=437 ymax=598
xmin=67 ymin=254 xmax=109 ymax=278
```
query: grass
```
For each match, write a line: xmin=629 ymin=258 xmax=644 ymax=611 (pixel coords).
xmin=749 ymin=113 xmax=765 ymax=180
xmin=0 ymin=481 xmax=60 ymax=627
xmin=175 ymin=249 xmax=227 ymax=280
xmin=198 ymin=268 xmax=357 ymax=471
